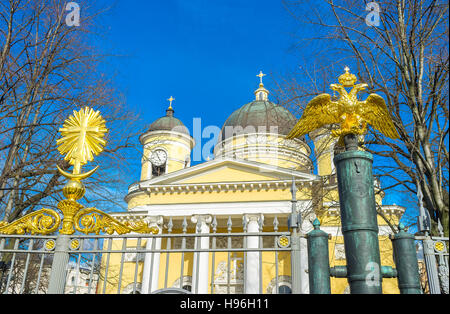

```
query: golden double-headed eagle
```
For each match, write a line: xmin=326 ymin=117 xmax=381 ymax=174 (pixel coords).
xmin=286 ymin=67 xmax=399 ymax=143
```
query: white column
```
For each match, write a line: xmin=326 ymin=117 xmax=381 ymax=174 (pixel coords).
xmin=300 ymin=217 xmax=314 ymax=294
xmin=298 ymin=203 xmax=315 ymax=294
xmin=244 ymin=214 xmax=263 ymax=294
xmin=191 ymin=215 xmax=212 ymax=294
xmin=141 ymin=216 xmax=163 ymax=294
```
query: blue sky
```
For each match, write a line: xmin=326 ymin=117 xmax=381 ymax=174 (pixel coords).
xmin=89 ymin=0 xmax=415 ymax=218
xmin=89 ymin=0 xmax=307 ymax=209
xmin=95 ymin=0 xmax=301 ymax=138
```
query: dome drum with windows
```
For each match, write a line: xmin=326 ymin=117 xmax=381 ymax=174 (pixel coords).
xmin=214 ymin=71 xmax=312 ymax=171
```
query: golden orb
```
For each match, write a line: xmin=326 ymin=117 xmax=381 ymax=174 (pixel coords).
xmin=63 ymin=179 xmax=85 ymax=201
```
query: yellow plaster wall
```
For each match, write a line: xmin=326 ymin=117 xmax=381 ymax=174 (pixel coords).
xmin=312 ymin=130 xmax=335 ymax=177
xmin=317 ymin=151 xmax=333 ymax=176
xmin=319 ymin=212 xmax=402 ymax=228
xmin=178 ymin=167 xmax=280 ymax=184
xmin=322 ymin=183 xmax=387 ymax=210
xmin=327 ymin=235 xmax=399 ymax=294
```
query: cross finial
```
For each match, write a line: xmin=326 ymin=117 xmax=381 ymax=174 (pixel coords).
xmin=344 ymin=66 xmax=350 ymax=73
xmin=257 ymin=71 xmax=266 ymax=85
xmin=167 ymin=96 xmax=175 ymax=109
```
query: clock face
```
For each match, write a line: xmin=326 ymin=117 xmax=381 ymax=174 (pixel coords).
xmin=150 ymin=149 xmax=167 ymax=166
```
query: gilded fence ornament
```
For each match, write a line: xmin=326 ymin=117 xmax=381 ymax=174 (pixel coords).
xmin=54 ymin=107 xmax=156 ymax=235
xmin=56 ymin=106 xmax=107 ymax=177
xmin=1 ymin=107 xmax=156 ymax=236
xmin=54 ymin=107 xmax=109 ymax=235
xmin=74 ymin=208 xmax=158 ymax=235
xmin=286 ymin=67 xmax=400 ymax=144
xmin=0 ymin=208 xmax=61 ymax=235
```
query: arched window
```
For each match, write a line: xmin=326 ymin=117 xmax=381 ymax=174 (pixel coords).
xmin=171 ymin=276 xmax=192 ymax=293
xmin=122 ymin=283 xmax=142 ymax=294
xmin=278 ymin=285 xmax=292 ymax=294
xmin=152 ymin=163 xmax=166 ymax=177
xmin=182 ymin=285 xmax=192 ymax=292
xmin=266 ymin=276 xmax=292 ymax=294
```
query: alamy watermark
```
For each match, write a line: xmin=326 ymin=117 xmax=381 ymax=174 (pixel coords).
xmin=365 ymin=2 xmax=380 ymax=27
xmin=192 ymin=118 xmax=282 ymax=172
xmin=65 ymin=2 xmax=80 ymax=27
xmin=365 ymin=262 xmax=381 ymax=286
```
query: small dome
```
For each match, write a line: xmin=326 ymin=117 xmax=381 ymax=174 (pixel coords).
xmin=148 ymin=107 xmax=190 ymax=135
xmin=218 ymin=100 xmax=298 ymax=141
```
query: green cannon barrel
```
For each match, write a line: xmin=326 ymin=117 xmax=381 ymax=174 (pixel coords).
xmin=391 ymin=224 xmax=422 ymax=294
xmin=333 ymin=149 xmax=382 ymax=294
xmin=307 ymin=219 xmax=331 ymax=294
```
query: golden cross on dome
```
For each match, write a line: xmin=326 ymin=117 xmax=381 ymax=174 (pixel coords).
xmin=257 ymin=71 xmax=266 ymax=85
xmin=167 ymin=96 xmax=175 ymax=109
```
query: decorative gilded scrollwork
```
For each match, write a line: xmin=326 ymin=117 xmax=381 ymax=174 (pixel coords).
xmin=0 ymin=209 xmax=61 ymax=235
xmin=0 ymin=108 xmax=155 ymax=237
xmin=73 ymin=207 xmax=158 ymax=235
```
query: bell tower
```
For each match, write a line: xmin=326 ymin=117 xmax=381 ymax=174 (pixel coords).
xmin=139 ymin=97 xmax=195 ymax=180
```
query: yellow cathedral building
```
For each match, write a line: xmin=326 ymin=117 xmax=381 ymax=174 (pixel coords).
xmin=99 ymin=74 xmax=405 ymax=294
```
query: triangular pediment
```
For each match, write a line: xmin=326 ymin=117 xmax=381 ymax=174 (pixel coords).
xmin=140 ymin=158 xmax=317 ymax=187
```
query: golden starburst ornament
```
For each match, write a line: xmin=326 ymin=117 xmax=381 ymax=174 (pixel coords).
xmin=56 ymin=107 xmax=108 ymax=179
xmin=1 ymin=107 xmax=158 ymax=236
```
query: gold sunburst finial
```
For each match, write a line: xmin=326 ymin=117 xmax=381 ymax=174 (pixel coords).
xmin=1 ymin=107 xmax=159 ymax=236
xmin=56 ymin=107 xmax=108 ymax=178
xmin=167 ymin=96 xmax=175 ymax=110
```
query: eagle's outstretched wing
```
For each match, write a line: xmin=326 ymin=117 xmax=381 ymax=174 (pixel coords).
xmin=286 ymin=94 xmax=340 ymax=139
xmin=358 ymin=94 xmax=399 ymax=139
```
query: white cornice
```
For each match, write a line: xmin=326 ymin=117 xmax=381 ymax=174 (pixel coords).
xmin=128 ymin=200 xmax=308 ymax=217
xmin=140 ymin=130 xmax=195 ymax=147
xmin=127 ymin=179 xmax=317 ymax=198
xmin=320 ymin=205 xmax=405 ymax=217
xmin=143 ymin=140 xmax=191 ymax=152
xmin=320 ymin=225 xmax=394 ymax=236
